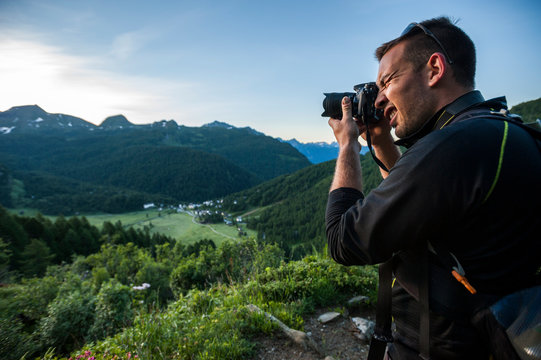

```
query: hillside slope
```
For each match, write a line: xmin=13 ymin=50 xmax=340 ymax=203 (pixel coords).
xmin=510 ymin=97 xmax=541 ymax=123
xmin=223 ymin=153 xmax=383 ymax=259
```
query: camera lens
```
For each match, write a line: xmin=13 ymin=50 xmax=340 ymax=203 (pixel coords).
xmin=321 ymin=92 xmax=356 ymax=119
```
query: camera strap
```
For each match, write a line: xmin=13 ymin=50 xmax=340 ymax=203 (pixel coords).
xmin=365 ymin=127 xmax=389 ymax=173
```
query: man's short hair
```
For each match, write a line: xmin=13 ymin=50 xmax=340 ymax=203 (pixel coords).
xmin=375 ymin=17 xmax=476 ymax=88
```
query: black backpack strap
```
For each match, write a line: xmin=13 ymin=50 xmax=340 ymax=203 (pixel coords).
xmin=368 ymin=248 xmax=432 ymax=360
xmin=458 ymin=112 xmax=541 ymax=140
xmin=368 ymin=258 xmax=394 ymax=360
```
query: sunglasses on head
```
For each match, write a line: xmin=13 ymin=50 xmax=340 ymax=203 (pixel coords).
xmin=401 ymin=22 xmax=454 ymax=65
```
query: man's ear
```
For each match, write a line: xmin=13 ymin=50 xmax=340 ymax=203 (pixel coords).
xmin=426 ymin=52 xmax=447 ymax=87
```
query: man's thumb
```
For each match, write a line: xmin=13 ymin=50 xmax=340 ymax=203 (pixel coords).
xmin=342 ymin=96 xmax=352 ymax=119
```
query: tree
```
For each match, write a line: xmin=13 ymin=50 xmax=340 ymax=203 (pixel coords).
xmin=19 ymin=239 xmax=54 ymax=277
xmin=0 ymin=238 xmax=12 ymax=281
xmin=0 ymin=206 xmax=29 ymax=271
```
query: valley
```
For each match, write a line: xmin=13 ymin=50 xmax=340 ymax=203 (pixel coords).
xmin=10 ymin=206 xmax=258 ymax=245
xmin=76 ymin=208 xmax=256 ymax=245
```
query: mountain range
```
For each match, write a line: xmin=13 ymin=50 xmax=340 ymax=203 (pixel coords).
xmin=0 ymin=105 xmax=315 ymax=214
xmin=281 ymin=139 xmax=339 ymax=164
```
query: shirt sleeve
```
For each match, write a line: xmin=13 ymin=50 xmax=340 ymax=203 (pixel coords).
xmin=325 ymin=187 xmax=368 ymax=265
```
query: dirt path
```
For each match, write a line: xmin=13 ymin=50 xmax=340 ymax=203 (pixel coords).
xmin=186 ymin=210 xmax=237 ymax=240
xmin=252 ymin=307 xmax=375 ymax=360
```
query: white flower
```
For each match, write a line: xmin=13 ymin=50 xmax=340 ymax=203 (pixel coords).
xmin=132 ymin=283 xmax=151 ymax=291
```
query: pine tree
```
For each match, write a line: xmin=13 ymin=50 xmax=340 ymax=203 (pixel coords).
xmin=19 ymin=239 xmax=55 ymax=277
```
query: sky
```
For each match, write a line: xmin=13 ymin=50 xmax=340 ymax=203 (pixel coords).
xmin=0 ymin=0 xmax=539 ymax=143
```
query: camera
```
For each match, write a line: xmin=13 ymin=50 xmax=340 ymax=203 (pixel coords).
xmin=321 ymin=82 xmax=382 ymax=124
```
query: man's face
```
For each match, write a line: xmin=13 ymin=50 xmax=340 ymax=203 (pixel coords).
xmin=375 ymin=41 xmax=435 ymax=139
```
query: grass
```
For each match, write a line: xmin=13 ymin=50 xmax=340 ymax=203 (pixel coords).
xmin=9 ymin=207 xmax=257 ymax=246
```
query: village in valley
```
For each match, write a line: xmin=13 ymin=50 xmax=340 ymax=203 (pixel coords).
xmin=143 ymin=198 xmax=248 ymax=237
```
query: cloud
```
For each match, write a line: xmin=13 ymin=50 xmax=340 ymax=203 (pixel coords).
xmin=110 ymin=28 xmax=156 ymax=60
xmin=0 ymin=32 xmax=195 ymax=125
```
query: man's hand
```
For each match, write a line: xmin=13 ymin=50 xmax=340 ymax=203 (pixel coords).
xmin=328 ymin=97 xmax=363 ymax=192
xmin=328 ymin=97 xmax=361 ymax=150
xmin=357 ymin=115 xmax=393 ymax=147
xmin=328 ymin=96 xmax=401 ymax=185
xmin=358 ymin=114 xmax=400 ymax=178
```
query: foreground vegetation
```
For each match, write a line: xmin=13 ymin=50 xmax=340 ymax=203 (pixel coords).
xmin=0 ymin=230 xmax=377 ymax=359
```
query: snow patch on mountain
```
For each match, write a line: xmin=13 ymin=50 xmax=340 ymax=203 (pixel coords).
xmin=0 ymin=126 xmax=15 ymax=134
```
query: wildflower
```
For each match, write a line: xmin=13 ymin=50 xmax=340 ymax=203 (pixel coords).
xmin=132 ymin=283 xmax=151 ymax=291
xmin=127 ymin=353 xmax=131 ymax=359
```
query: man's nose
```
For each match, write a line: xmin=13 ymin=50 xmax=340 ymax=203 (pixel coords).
xmin=375 ymin=91 xmax=387 ymax=109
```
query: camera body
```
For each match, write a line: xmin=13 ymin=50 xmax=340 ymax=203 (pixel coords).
xmin=321 ymin=82 xmax=382 ymax=124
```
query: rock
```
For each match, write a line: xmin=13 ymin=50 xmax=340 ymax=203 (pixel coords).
xmin=351 ymin=317 xmax=375 ymax=341
xmin=247 ymin=304 xmax=323 ymax=355
xmin=347 ymin=295 xmax=369 ymax=307
xmin=318 ymin=312 xmax=341 ymax=324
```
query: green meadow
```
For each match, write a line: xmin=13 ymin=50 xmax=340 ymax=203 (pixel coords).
xmin=88 ymin=209 xmax=256 ymax=245
xmin=12 ymin=208 xmax=257 ymax=245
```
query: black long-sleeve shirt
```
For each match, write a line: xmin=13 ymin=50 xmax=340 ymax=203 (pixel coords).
xmin=326 ymin=93 xmax=541 ymax=358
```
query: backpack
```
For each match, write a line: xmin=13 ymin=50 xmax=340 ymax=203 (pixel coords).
xmin=471 ymin=285 xmax=541 ymax=360
xmin=368 ymin=248 xmax=541 ymax=360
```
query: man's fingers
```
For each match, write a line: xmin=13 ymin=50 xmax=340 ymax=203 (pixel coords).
xmin=328 ymin=117 xmax=339 ymax=129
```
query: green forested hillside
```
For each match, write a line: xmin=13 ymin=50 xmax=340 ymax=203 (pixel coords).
xmin=10 ymin=171 xmax=175 ymax=214
xmin=223 ymin=153 xmax=383 ymax=259
xmin=510 ymin=97 xmax=541 ymax=123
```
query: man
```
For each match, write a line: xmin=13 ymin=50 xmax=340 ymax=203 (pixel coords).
xmin=325 ymin=17 xmax=541 ymax=359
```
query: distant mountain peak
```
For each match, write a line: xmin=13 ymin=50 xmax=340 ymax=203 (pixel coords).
xmin=203 ymin=120 xmax=236 ymax=129
xmin=0 ymin=104 xmax=95 ymax=133
xmin=281 ymin=138 xmax=340 ymax=164
xmin=152 ymin=119 xmax=178 ymax=128
xmin=4 ymin=104 xmax=49 ymax=119
xmin=100 ymin=115 xmax=133 ymax=128
xmin=202 ymin=121 xmax=265 ymax=137
xmin=8 ymin=104 xmax=47 ymax=113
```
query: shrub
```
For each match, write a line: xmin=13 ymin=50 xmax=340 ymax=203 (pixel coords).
xmin=170 ymin=239 xmax=284 ymax=296
xmin=134 ymin=260 xmax=174 ymax=306
xmin=38 ymin=287 xmax=96 ymax=355
xmin=246 ymin=256 xmax=377 ymax=310
xmin=89 ymin=279 xmax=133 ymax=341
xmin=84 ymin=243 xmax=151 ymax=286
xmin=0 ymin=317 xmax=37 ymax=360
xmin=0 ymin=276 xmax=60 ymax=323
